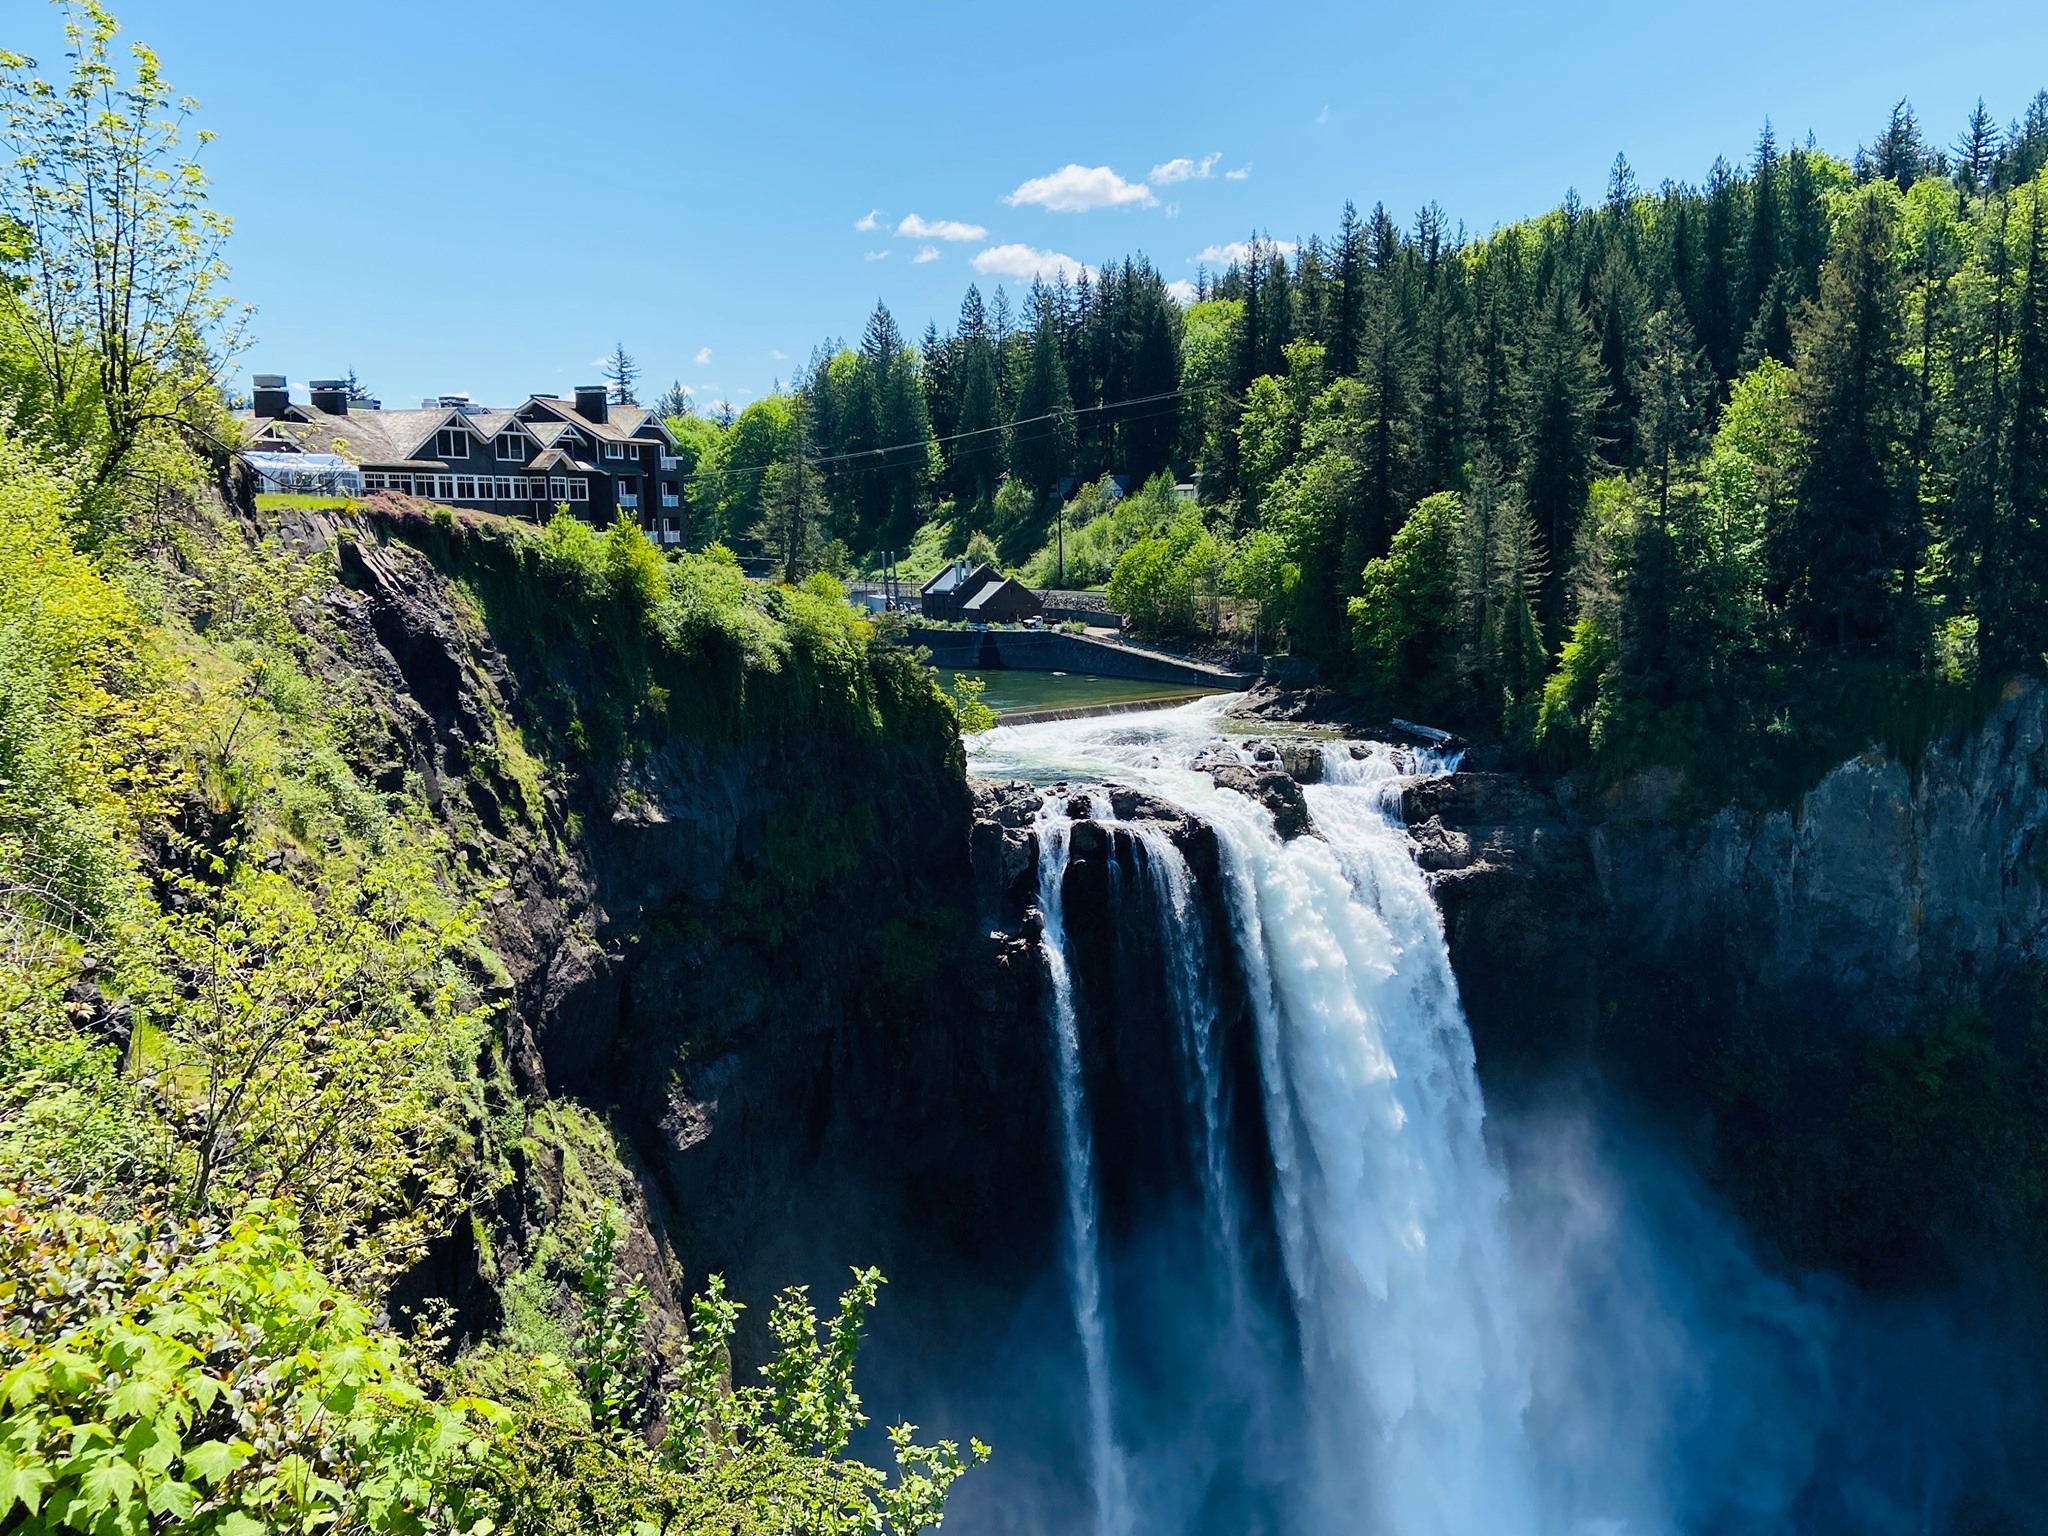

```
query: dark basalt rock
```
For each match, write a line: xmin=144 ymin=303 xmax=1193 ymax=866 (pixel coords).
xmin=1201 ymin=761 xmax=1314 ymax=840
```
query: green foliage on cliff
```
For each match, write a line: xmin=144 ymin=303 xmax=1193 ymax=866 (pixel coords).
xmin=0 ymin=1190 xmax=502 ymax=1536
xmin=0 ymin=16 xmax=984 ymax=1534
xmin=390 ymin=508 xmax=958 ymax=774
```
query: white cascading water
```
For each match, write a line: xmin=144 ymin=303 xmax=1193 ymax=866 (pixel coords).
xmin=1034 ymin=795 xmax=1130 ymax=1536
xmin=978 ymin=697 xmax=1535 ymax=1535
xmin=1124 ymin=820 xmax=1253 ymax=1314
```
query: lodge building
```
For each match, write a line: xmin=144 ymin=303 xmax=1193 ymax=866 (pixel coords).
xmin=239 ymin=375 xmax=689 ymax=544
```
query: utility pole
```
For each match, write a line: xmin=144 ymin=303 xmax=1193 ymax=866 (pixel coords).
xmin=1056 ymin=496 xmax=1065 ymax=589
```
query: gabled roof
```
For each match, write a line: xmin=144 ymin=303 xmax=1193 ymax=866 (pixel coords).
xmin=238 ymin=406 xmax=458 ymax=468
xmin=238 ymin=390 xmax=675 ymax=467
xmin=519 ymin=394 xmax=676 ymax=447
xmin=921 ymin=559 xmax=981 ymax=596
xmin=963 ymin=576 xmax=1038 ymax=613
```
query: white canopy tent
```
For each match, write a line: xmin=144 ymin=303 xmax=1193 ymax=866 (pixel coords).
xmin=242 ymin=451 xmax=362 ymax=497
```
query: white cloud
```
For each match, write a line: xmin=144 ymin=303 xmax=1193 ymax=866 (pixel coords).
xmin=1005 ymin=163 xmax=1156 ymax=213
xmin=1165 ymin=202 xmax=1181 ymax=220
xmin=1165 ymin=279 xmax=1200 ymax=305
xmin=897 ymin=212 xmax=987 ymax=242
xmin=1192 ymin=239 xmax=1295 ymax=267
xmin=854 ymin=209 xmax=880 ymax=231
xmin=971 ymin=243 xmax=1095 ymax=284
xmin=1315 ymin=103 xmax=1330 ymax=126
xmin=1149 ymin=152 xmax=1220 ymax=186
xmin=769 ymin=349 xmax=788 ymax=361
xmin=693 ymin=346 xmax=712 ymax=366
xmin=864 ymin=249 xmax=891 ymax=261
xmin=914 ymin=245 xmax=941 ymax=264
xmin=1225 ymin=164 xmax=1252 ymax=181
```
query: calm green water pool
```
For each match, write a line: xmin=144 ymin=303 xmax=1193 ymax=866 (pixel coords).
xmin=937 ymin=668 xmax=1218 ymax=715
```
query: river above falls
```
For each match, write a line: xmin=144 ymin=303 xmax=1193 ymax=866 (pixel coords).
xmin=938 ymin=667 xmax=1222 ymax=718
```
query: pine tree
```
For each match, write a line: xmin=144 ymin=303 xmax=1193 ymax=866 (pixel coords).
xmin=1861 ymin=100 xmax=1937 ymax=189
xmin=1346 ymin=276 xmax=1417 ymax=579
xmin=759 ymin=395 xmax=827 ymax=583
xmin=1635 ymin=307 xmax=1712 ymax=519
xmin=1415 ymin=255 xmax=1470 ymax=495
xmin=1747 ymin=124 xmax=1783 ymax=331
xmin=1011 ymin=308 xmax=1075 ymax=498
xmin=1122 ymin=271 xmax=1181 ymax=481
xmin=1698 ymin=159 xmax=1739 ymax=377
xmin=1332 ymin=201 xmax=1367 ymax=376
xmin=2003 ymin=189 xmax=2048 ymax=663
xmin=1998 ymin=91 xmax=2048 ymax=188
xmin=655 ymin=380 xmax=693 ymax=419
xmin=1592 ymin=245 xmax=1651 ymax=469
xmin=604 ymin=343 xmax=639 ymax=406
xmin=1786 ymin=190 xmax=1912 ymax=648
xmin=1516 ymin=275 xmax=1610 ymax=611
xmin=1605 ymin=153 xmax=1638 ymax=218
xmin=1956 ymin=100 xmax=2000 ymax=199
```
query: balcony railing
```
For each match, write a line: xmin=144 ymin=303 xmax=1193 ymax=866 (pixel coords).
xmin=659 ymin=456 xmax=681 ymax=471
xmin=618 ymin=492 xmax=639 ymax=509
xmin=661 ymin=492 xmax=680 ymax=508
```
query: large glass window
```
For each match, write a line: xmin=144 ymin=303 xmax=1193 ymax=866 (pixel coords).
xmin=495 ymin=476 xmax=515 ymax=500
xmin=435 ymin=428 xmax=470 ymax=460
xmin=549 ymin=477 xmax=568 ymax=502
xmin=496 ymin=432 xmax=528 ymax=461
xmin=567 ymin=479 xmax=589 ymax=502
xmin=456 ymin=475 xmax=478 ymax=500
xmin=434 ymin=475 xmax=456 ymax=501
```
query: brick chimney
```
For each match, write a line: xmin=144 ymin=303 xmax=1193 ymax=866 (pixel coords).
xmin=252 ymin=373 xmax=289 ymax=418
xmin=574 ymin=385 xmax=609 ymax=423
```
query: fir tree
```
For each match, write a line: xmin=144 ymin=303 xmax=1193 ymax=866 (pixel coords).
xmin=1747 ymin=124 xmax=1783 ymax=324
xmin=1010 ymin=308 xmax=1075 ymax=498
xmin=1634 ymin=307 xmax=1712 ymax=519
xmin=604 ymin=342 xmax=639 ymax=406
xmin=1516 ymin=274 xmax=1610 ymax=610
xmin=2004 ymin=190 xmax=2048 ymax=663
xmin=1956 ymin=100 xmax=2000 ymax=198
xmin=1592 ymin=245 xmax=1651 ymax=469
xmin=1786 ymin=190 xmax=1912 ymax=647
xmin=1333 ymin=201 xmax=1367 ymax=377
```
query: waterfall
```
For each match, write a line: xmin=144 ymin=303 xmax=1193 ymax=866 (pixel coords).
xmin=1034 ymin=796 xmax=1128 ymax=1536
xmin=1123 ymin=822 xmax=1251 ymax=1312
xmin=983 ymin=702 xmax=1534 ymax=1534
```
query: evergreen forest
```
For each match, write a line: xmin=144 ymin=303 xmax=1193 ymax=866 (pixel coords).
xmin=682 ymin=94 xmax=2048 ymax=797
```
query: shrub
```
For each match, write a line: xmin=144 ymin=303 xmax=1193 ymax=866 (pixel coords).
xmin=0 ymin=1187 xmax=502 ymax=1536
xmin=1106 ymin=514 xmax=1228 ymax=637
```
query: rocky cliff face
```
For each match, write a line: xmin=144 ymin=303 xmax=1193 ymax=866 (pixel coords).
xmin=307 ymin=513 xmax=1070 ymax=1364
xmin=1393 ymin=680 xmax=2048 ymax=1277
xmin=307 ymin=505 xmax=2048 ymax=1351
xmin=1593 ymin=677 xmax=2048 ymax=1024
xmin=1401 ymin=679 xmax=2048 ymax=1069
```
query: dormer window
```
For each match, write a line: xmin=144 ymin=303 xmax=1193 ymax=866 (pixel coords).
xmin=496 ymin=430 xmax=530 ymax=461
xmin=604 ymin=440 xmax=631 ymax=460
xmin=434 ymin=427 xmax=471 ymax=459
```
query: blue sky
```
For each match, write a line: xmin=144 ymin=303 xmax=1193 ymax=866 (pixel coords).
xmin=16 ymin=0 xmax=2048 ymax=412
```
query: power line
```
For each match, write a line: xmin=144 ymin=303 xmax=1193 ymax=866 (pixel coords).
xmin=671 ymin=381 xmax=1226 ymax=492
